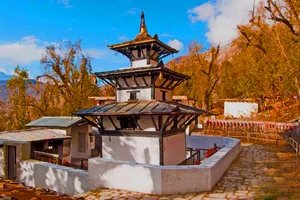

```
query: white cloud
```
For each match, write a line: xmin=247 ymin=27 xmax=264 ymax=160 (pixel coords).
xmin=168 ymin=39 xmax=184 ymax=51
xmin=125 ymin=7 xmax=140 ymax=15
xmin=188 ymin=0 xmax=261 ymax=45
xmin=118 ymin=35 xmax=128 ymax=41
xmin=57 ymin=0 xmax=71 ymax=8
xmin=160 ymin=33 xmax=175 ymax=37
xmin=188 ymin=2 xmax=215 ymax=23
xmin=0 ymin=36 xmax=45 ymax=64
xmin=21 ymin=35 xmax=40 ymax=44
xmin=84 ymin=49 xmax=111 ymax=59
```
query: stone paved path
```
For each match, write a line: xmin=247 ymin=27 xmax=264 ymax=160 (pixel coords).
xmin=75 ymin=142 xmax=300 ymax=200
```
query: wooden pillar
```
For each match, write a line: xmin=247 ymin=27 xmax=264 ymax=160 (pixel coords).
xmin=159 ymin=133 xmax=164 ymax=165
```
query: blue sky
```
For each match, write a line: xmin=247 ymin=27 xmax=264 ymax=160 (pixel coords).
xmin=0 ymin=0 xmax=256 ymax=78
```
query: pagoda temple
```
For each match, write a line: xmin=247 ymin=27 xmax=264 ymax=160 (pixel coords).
xmin=75 ymin=12 xmax=205 ymax=165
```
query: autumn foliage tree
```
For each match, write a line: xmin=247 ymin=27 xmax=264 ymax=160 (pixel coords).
xmin=169 ymin=42 xmax=221 ymax=110
xmin=36 ymin=40 xmax=99 ymax=115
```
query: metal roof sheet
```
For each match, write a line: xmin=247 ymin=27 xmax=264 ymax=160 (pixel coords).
xmin=74 ymin=100 xmax=205 ymax=116
xmin=26 ymin=116 xmax=83 ymax=128
xmin=0 ymin=129 xmax=71 ymax=142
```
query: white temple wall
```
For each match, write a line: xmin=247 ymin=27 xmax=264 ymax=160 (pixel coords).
xmin=20 ymin=160 xmax=89 ymax=196
xmin=224 ymin=101 xmax=258 ymax=118
xmin=132 ymin=59 xmax=157 ymax=68
xmin=163 ymin=132 xmax=186 ymax=165
xmin=102 ymin=136 xmax=160 ymax=165
xmin=116 ymin=88 xmax=152 ymax=101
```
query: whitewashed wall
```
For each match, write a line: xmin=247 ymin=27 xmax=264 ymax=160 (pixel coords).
xmin=132 ymin=60 xmax=157 ymax=68
xmin=20 ymin=160 xmax=89 ymax=196
xmin=224 ymin=101 xmax=259 ymax=118
xmin=163 ymin=133 xmax=186 ymax=165
xmin=116 ymin=88 xmax=152 ymax=101
xmin=88 ymin=136 xmax=241 ymax=195
xmin=102 ymin=136 xmax=160 ymax=165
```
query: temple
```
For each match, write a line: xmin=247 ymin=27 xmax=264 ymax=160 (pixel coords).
xmin=74 ymin=12 xmax=204 ymax=165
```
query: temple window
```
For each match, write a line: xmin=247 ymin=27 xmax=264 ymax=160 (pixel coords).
xmin=128 ymin=91 xmax=139 ymax=100
xmin=118 ymin=116 xmax=140 ymax=130
xmin=162 ymin=91 xmax=167 ymax=101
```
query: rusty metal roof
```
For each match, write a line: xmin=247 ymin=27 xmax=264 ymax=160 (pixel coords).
xmin=74 ymin=100 xmax=205 ymax=116
xmin=26 ymin=116 xmax=83 ymax=128
xmin=0 ymin=129 xmax=71 ymax=142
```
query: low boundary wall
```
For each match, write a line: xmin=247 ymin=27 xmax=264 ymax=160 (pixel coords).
xmin=20 ymin=160 xmax=89 ymax=196
xmin=88 ymin=136 xmax=241 ymax=195
xmin=20 ymin=136 xmax=241 ymax=196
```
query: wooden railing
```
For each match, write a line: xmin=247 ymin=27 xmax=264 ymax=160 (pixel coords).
xmin=33 ymin=151 xmax=60 ymax=164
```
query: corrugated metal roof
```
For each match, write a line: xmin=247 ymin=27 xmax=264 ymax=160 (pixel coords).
xmin=26 ymin=116 xmax=84 ymax=128
xmin=74 ymin=100 xmax=205 ymax=116
xmin=0 ymin=129 xmax=71 ymax=142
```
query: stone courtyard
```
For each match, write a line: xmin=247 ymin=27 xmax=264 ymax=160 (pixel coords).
xmin=75 ymin=142 xmax=300 ymax=200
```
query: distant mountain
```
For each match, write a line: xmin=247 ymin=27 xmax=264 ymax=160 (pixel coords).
xmin=0 ymin=72 xmax=37 ymax=101
xmin=0 ymin=72 xmax=12 ymax=81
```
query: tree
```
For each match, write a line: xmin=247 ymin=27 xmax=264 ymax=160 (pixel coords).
xmin=6 ymin=66 xmax=31 ymax=130
xmin=37 ymin=40 xmax=99 ymax=115
xmin=170 ymin=42 xmax=221 ymax=110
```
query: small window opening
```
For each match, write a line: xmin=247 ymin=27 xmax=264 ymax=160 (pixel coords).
xmin=128 ymin=91 xmax=139 ymax=100
xmin=118 ymin=116 xmax=140 ymax=130
xmin=162 ymin=91 xmax=167 ymax=101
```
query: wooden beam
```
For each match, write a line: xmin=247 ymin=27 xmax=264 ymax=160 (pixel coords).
xmin=91 ymin=116 xmax=105 ymax=130
xmin=81 ymin=116 xmax=99 ymax=129
xmin=160 ymin=116 xmax=172 ymax=131
xmin=166 ymin=79 xmax=175 ymax=89
xmin=108 ymin=116 xmax=119 ymax=130
xmin=163 ymin=128 xmax=186 ymax=137
xmin=179 ymin=115 xmax=194 ymax=129
xmin=171 ymin=80 xmax=183 ymax=89
xmin=101 ymin=78 xmax=114 ymax=87
xmin=123 ymin=77 xmax=130 ymax=88
xmin=163 ymin=116 xmax=177 ymax=131
xmin=151 ymin=116 xmax=158 ymax=131
xmin=160 ymin=79 xmax=169 ymax=87
xmin=159 ymin=134 xmax=164 ymax=165
xmin=133 ymin=76 xmax=139 ymax=87
xmin=115 ymin=78 xmax=122 ymax=88
xmin=132 ymin=117 xmax=142 ymax=130
xmin=141 ymin=75 xmax=148 ymax=86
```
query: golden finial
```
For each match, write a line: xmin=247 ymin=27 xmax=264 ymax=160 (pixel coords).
xmin=139 ymin=11 xmax=148 ymax=35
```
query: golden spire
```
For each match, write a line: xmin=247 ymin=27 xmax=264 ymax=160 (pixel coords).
xmin=139 ymin=11 xmax=148 ymax=35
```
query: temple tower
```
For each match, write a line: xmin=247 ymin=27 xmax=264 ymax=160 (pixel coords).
xmin=75 ymin=12 xmax=204 ymax=165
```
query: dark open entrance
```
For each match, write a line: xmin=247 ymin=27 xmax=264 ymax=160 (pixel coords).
xmin=7 ymin=146 xmax=16 ymax=180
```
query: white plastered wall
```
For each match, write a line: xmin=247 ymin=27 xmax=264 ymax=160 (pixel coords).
xmin=117 ymin=88 xmax=152 ymax=101
xmin=163 ymin=132 xmax=186 ymax=165
xmin=224 ymin=101 xmax=259 ymax=118
xmin=102 ymin=136 xmax=160 ymax=165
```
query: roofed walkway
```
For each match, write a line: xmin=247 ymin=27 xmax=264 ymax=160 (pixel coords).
xmin=76 ymin=142 xmax=300 ymax=200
